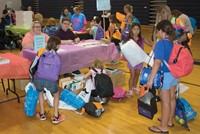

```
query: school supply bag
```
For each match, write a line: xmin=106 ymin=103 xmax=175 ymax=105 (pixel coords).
xmin=24 ymin=82 xmax=39 ymax=116
xmin=176 ymin=97 xmax=197 ymax=122
xmin=95 ymin=25 xmax=104 ymax=40
xmin=138 ymin=92 xmax=157 ymax=119
xmin=93 ymin=69 xmax=114 ymax=98
xmin=163 ymin=43 xmax=194 ymax=78
xmin=84 ymin=102 xmax=104 ymax=117
xmin=140 ymin=67 xmax=163 ymax=89
xmin=112 ymin=87 xmax=127 ymax=100
xmin=60 ymin=89 xmax=85 ymax=109
xmin=34 ymin=51 xmax=61 ymax=82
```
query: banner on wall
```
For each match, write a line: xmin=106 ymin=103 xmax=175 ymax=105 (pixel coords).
xmin=96 ymin=0 xmax=111 ymax=11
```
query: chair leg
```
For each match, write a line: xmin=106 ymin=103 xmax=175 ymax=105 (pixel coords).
xmin=1 ymin=79 xmax=5 ymax=92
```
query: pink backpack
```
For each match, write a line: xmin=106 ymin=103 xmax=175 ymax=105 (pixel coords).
xmin=112 ymin=87 xmax=127 ymax=100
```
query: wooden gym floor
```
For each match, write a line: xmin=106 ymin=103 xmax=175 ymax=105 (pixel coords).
xmin=0 ymin=25 xmax=199 ymax=134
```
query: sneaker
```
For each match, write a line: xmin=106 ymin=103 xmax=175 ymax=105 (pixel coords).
xmin=94 ymin=96 xmax=104 ymax=104
xmin=126 ymin=90 xmax=133 ymax=96
xmin=52 ymin=114 xmax=65 ymax=124
xmin=132 ymin=88 xmax=140 ymax=94
xmin=36 ymin=112 xmax=46 ymax=121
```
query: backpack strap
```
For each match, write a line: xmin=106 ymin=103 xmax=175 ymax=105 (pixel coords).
xmin=92 ymin=68 xmax=98 ymax=73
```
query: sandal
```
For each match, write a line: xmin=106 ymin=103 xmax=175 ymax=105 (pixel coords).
xmin=36 ymin=112 xmax=46 ymax=121
xmin=148 ymin=126 xmax=169 ymax=133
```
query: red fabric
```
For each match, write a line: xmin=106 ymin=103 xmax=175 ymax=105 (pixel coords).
xmin=0 ymin=53 xmax=31 ymax=79
xmin=168 ymin=44 xmax=194 ymax=78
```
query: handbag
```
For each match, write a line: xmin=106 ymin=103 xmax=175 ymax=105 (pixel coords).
xmin=140 ymin=67 xmax=163 ymax=89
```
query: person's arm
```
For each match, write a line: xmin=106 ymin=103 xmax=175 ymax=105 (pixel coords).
xmin=22 ymin=32 xmax=34 ymax=49
xmin=2 ymin=10 xmax=10 ymax=18
xmin=109 ymin=23 xmax=115 ymax=41
xmin=84 ymin=70 xmax=92 ymax=79
xmin=144 ymin=38 xmax=152 ymax=47
xmin=127 ymin=13 xmax=133 ymax=25
xmin=61 ymin=40 xmax=74 ymax=45
xmin=145 ymin=59 xmax=162 ymax=89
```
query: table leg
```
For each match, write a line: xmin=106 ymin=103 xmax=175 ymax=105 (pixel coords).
xmin=6 ymin=79 xmax=20 ymax=103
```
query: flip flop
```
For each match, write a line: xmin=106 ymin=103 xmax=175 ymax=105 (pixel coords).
xmin=148 ymin=126 xmax=169 ymax=133
xmin=157 ymin=118 xmax=175 ymax=127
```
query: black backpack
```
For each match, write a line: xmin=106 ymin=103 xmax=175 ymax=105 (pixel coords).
xmin=93 ymin=68 xmax=114 ymax=98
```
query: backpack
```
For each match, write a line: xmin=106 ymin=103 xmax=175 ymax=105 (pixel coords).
xmin=83 ymin=102 xmax=104 ymax=117
xmin=163 ymin=42 xmax=194 ymax=78
xmin=34 ymin=51 xmax=61 ymax=82
xmin=175 ymin=97 xmax=197 ymax=131
xmin=112 ymin=87 xmax=127 ymax=100
xmin=93 ymin=68 xmax=114 ymax=98
xmin=94 ymin=25 xmax=104 ymax=40
xmin=189 ymin=17 xmax=197 ymax=32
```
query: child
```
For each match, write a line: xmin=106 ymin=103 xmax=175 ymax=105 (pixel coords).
xmin=108 ymin=15 xmax=121 ymax=50
xmin=84 ymin=59 xmax=106 ymax=104
xmin=89 ymin=16 xmax=104 ymax=40
xmin=34 ymin=36 xmax=65 ymax=124
xmin=126 ymin=23 xmax=152 ymax=96
xmin=146 ymin=20 xmax=178 ymax=133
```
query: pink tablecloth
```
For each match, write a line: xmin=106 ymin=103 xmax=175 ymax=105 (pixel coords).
xmin=22 ymin=40 xmax=120 ymax=74
xmin=0 ymin=53 xmax=31 ymax=79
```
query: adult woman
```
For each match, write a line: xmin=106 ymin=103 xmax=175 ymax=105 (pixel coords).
xmin=146 ymin=20 xmax=178 ymax=133
xmin=22 ymin=21 xmax=49 ymax=50
xmin=71 ymin=6 xmax=87 ymax=32
xmin=59 ymin=7 xmax=72 ymax=24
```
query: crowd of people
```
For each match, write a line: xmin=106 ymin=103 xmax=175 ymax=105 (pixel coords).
xmin=1 ymin=3 xmax=195 ymax=133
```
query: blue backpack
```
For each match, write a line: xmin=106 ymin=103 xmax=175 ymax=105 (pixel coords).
xmin=32 ymin=51 xmax=61 ymax=82
xmin=189 ymin=17 xmax=197 ymax=32
xmin=132 ymin=16 xmax=140 ymax=24
xmin=95 ymin=25 xmax=104 ymax=40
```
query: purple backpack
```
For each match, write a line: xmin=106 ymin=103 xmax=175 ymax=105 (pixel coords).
xmin=34 ymin=51 xmax=61 ymax=82
xmin=95 ymin=25 xmax=104 ymax=40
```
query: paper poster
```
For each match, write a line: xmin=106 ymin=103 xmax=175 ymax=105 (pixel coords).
xmin=34 ymin=35 xmax=45 ymax=51
xmin=96 ymin=0 xmax=111 ymax=11
xmin=16 ymin=11 xmax=33 ymax=28
xmin=6 ymin=1 xmax=12 ymax=8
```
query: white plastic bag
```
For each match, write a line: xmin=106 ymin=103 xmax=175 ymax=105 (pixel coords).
xmin=120 ymin=39 xmax=148 ymax=67
xmin=77 ymin=79 xmax=92 ymax=103
xmin=43 ymin=88 xmax=77 ymax=110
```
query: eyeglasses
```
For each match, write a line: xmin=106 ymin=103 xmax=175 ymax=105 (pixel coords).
xmin=34 ymin=26 xmax=41 ymax=28
xmin=62 ymin=23 xmax=70 ymax=25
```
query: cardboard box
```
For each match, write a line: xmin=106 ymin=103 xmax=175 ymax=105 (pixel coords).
xmin=59 ymin=77 xmax=84 ymax=95
xmin=15 ymin=79 xmax=30 ymax=90
xmin=106 ymin=70 xmax=126 ymax=87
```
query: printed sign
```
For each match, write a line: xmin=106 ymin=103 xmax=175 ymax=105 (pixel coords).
xmin=34 ymin=35 xmax=45 ymax=51
xmin=96 ymin=0 xmax=111 ymax=11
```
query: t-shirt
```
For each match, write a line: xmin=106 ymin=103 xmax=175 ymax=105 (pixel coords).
xmin=71 ymin=13 xmax=87 ymax=32
xmin=154 ymin=39 xmax=173 ymax=72
xmin=44 ymin=26 xmax=59 ymax=36
xmin=91 ymin=25 xmax=98 ymax=40
xmin=54 ymin=28 xmax=77 ymax=40
xmin=177 ymin=14 xmax=194 ymax=35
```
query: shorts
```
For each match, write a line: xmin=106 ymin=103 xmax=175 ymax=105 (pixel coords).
xmin=128 ymin=62 xmax=143 ymax=70
xmin=161 ymin=72 xmax=179 ymax=90
xmin=33 ymin=78 xmax=59 ymax=94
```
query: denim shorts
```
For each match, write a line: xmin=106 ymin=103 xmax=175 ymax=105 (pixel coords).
xmin=33 ymin=78 xmax=59 ymax=94
xmin=161 ymin=72 xmax=179 ymax=90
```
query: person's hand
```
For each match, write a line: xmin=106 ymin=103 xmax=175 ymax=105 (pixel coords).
xmin=145 ymin=81 xmax=153 ymax=91
xmin=74 ymin=38 xmax=80 ymax=44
